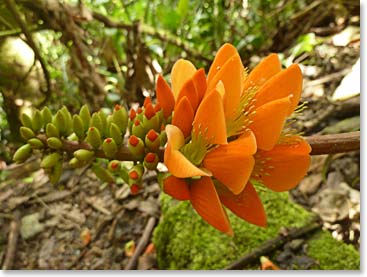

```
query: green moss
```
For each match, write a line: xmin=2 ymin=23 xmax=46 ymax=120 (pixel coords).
xmin=153 ymin=189 xmax=360 ymax=270
xmin=307 ymin=231 xmax=360 ymax=270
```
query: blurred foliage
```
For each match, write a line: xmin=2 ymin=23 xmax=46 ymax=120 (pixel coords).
xmin=0 ymin=0 xmax=358 ymax=161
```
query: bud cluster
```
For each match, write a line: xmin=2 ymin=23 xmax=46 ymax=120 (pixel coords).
xmin=125 ymin=96 xmax=170 ymax=194
xmin=13 ymin=104 xmax=129 ymax=185
xmin=13 ymin=97 xmax=169 ymax=195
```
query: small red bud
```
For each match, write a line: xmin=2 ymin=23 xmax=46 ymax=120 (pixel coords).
xmin=144 ymin=103 xmax=155 ymax=120
xmin=111 ymin=162 xmax=119 ymax=169
xmin=134 ymin=119 xmax=140 ymax=126
xmin=137 ymin=107 xmax=143 ymax=114
xmin=105 ymin=138 xmax=112 ymax=144
xmin=129 ymin=171 xmax=139 ymax=180
xmin=129 ymin=135 xmax=139 ymax=147
xmin=145 ymin=152 xmax=156 ymax=163
xmin=129 ymin=108 xmax=136 ymax=120
xmin=114 ymin=104 xmax=121 ymax=111
xmin=130 ymin=184 xmax=140 ymax=195
xmin=146 ymin=129 xmax=159 ymax=142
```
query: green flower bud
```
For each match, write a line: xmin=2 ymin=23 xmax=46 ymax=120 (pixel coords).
xmin=73 ymin=149 xmax=95 ymax=162
xmin=40 ymin=152 xmax=61 ymax=169
xmin=46 ymin=123 xmax=60 ymax=138
xmin=102 ymin=138 xmax=118 ymax=158
xmin=79 ymin=104 xmax=91 ymax=131
xmin=112 ymin=105 xmax=128 ymax=135
xmin=90 ymin=113 xmax=103 ymax=135
xmin=86 ymin=127 xmax=102 ymax=149
xmin=142 ymin=103 xmax=160 ymax=132
xmin=60 ymin=106 xmax=73 ymax=136
xmin=128 ymin=164 xmax=144 ymax=185
xmin=72 ymin=114 xmax=85 ymax=141
xmin=52 ymin=110 xmax=66 ymax=135
xmin=145 ymin=129 xmax=160 ymax=152
xmin=20 ymin=126 xmax=35 ymax=141
xmin=159 ymin=130 xmax=167 ymax=146
xmin=107 ymin=160 xmax=121 ymax=172
xmin=131 ymin=119 xmax=146 ymax=139
xmin=41 ymin=106 xmax=53 ymax=127
xmin=143 ymin=152 xmax=159 ymax=170
xmin=31 ymin=109 xmax=43 ymax=133
xmin=109 ymin=122 xmax=123 ymax=145
xmin=47 ymin=137 xmax=63 ymax=149
xmin=49 ymin=160 xmax=62 ymax=184
xmin=97 ymin=111 xmax=108 ymax=137
xmin=28 ymin=138 xmax=44 ymax=149
xmin=91 ymin=163 xmax=115 ymax=184
xmin=20 ymin=113 xmax=33 ymax=128
xmin=13 ymin=144 xmax=32 ymax=163
xmin=127 ymin=135 xmax=145 ymax=160
xmin=69 ymin=157 xmax=86 ymax=168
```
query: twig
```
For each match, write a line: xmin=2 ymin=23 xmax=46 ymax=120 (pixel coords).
xmin=4 ymin=0 xmax=52 ymax=106
xmin=125 ymin=216 xmax=157 ymax=270
xmin=2 ymin=211 xmax=21 ymax=270
xmin=225 ymin=218 xmax=322 ymax=270
xmin=91 ymin=11 xmax=211 ymax=63
xmin=306 ymin=131 xmax=360 ymax=155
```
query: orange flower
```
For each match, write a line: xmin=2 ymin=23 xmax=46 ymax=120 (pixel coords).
xmin=163 ymin=89 xmax=260 ymax=235
xmin=155 ymin=60 xmax=207 ymax=138
xmin=161 ymin=43 xmax=311 ymax=235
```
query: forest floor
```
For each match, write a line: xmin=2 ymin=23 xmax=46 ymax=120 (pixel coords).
xmin=0 ymin=26 xmax=360 ymax=270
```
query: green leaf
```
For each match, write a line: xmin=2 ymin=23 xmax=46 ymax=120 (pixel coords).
xmin=177 ymin=0 xmax=189 ymax=19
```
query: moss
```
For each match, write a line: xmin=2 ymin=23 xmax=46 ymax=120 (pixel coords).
xmin=153 ymin=189 xmax=360 ymax=270
xmin=307 ymin=231 xmax=360 ymax=270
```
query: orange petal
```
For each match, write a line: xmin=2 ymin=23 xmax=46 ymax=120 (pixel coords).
xmin=192 ymin=68 xmax=207 ymax=102
xmin=156 ymin=75 xmax=175 ymax=118
xmin=190 ymin=177 xmax=233 ymax=235
xmin=176 ymin=79 xmax=199 ymax=112
xmin=254 ymin=64 xmax=303 ymax=115
xmin=255 ymin=137 xmax=311 ymax=192
xmin=207 ymin=43 xmax=238 ymax=83
xmin=242 ymin=53 xmax=281 ymax=92
xmin=163 ymin=175 xmax=190 ymax=200
xmin=172 ymin=97 xmax=194 ymax=138
xmin=171 ymin=59 xmax=197 ymax=100
xmin=164 ymin=143 xmax=211 ymax=178
xmin=193 ymin=89 xmax=227 ymax=145
xmin=207 ymin=53 xmax=243 ymax=121
xmin=217 ymin=182 xmax=267 ymax=227
xmin=250 ymin=96 xmax=292 ymax=151
xmin=203 ymin=132 xmax=256 ymax=194
xmin=165 ymin=124 xmax=185 ymax=150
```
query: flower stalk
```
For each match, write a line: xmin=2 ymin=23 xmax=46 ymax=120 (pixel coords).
xmin=35 ymin=131 xmax=360 ymax=163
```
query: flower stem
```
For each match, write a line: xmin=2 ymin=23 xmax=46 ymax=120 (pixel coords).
xmin=306 ymin=131 xmax=360 ymax=155
xmin=37 ymin=131 xmax=360 ymax=163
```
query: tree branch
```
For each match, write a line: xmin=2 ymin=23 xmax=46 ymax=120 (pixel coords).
xmin=37 ymin=131 xmax=360 ymax=164
xmin=4 ymin=0 xmax=52 ymax=106
xmin=306 ymin=131 xmax=360 ymax=155
xmin=90 ymin=11 xmax=211 ymax=63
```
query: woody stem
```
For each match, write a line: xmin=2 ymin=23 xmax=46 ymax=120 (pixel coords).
xmin=37 ymin=131 xmax=360 ymax=162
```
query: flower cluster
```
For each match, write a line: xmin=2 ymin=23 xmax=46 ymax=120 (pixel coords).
xmin=156 ymin=43 xmax=311 ymax=235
